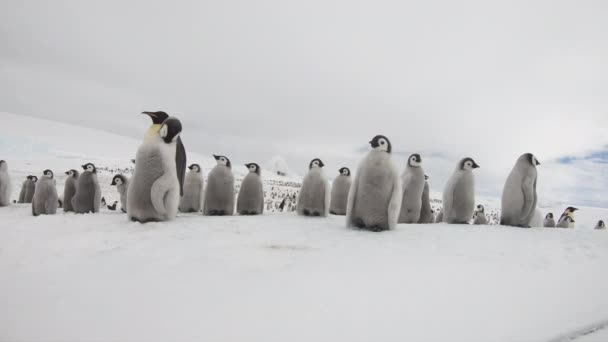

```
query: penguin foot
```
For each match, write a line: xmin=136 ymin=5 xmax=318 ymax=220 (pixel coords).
xmin=330 ymin=210 xmax=337 ymax=215
xmin=312 ymin=211 xmax=320 ymax=217
xmin=217 ymin=210 xmax=226 ymax=216
xmin=368 ymin=226 xmax=387 ymax=232
xmin=208 ymin=210 xmax=218 ymax=216
xmin=303 ymin=209 xmax=311 ymax=216
xmin=353 ymin=218 xmax=366 ymax=229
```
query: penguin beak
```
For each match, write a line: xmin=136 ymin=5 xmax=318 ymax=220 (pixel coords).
xmin=81 ymin=165 xmax=87 ymax=170
xmin=213 ymin=154 xmax=219 ymax=160
xmin=142 ymin=111 xmax=157 ymax=118
xmin=536 ymin=160 xmax=541 ymax=166
xmin=65 ymin=171 xmax=69 ymax=175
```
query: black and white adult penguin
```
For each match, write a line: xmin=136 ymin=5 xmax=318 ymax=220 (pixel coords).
xmin=32 ymin=169 xmax=58 ymax=216
xmin=128 ymin=117 xmax=182 ymax=222
xmin=346 ymin=135 xmax=402 ymax=231
xmin=557 ymin=207 xmax=578 ymax=228
xmin=0 ymin=160 xmax=11 ymax=207
xmin=442 ymin=157 xmax=480 ymax=224
xmin=329 ymin=167 xmax=352 ymax=215
xmin=237 ymin=163 xmax=264 ymax=215
xmin=500 ymin=153 xmax=540 ymax=228
xmin=110 ymin=174 xmax=130 ymax=213
xmin=297 ymin=158 xmax=330 ymax=217
xmin=18 ymin=175 xmax=37 ymax=204
xmin=543 ymin=213 xmax=556 ymax=227
xmin=141 ymin=111 xmax=187 ymax=197
xmin=398 ymin=153 xmax=426 ymax=223
xmin=472 ymin=204 xmax=488 ymax=225
xmin=179 ymin=164 xmax=204 ymax=213
xmin=418 ymin=175 xmax=434 ymax=224
xmin=204 ymin=155 xmax=235 ymax=216
xmin=63 ymin=170 xmax=79 ymax=212
xmin=71 ymin=163 xmax=101 ymax=214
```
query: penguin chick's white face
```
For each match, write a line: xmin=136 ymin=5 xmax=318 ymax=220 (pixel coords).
xmin=111 ymin=176 xmax=123 ymax=186
xmin=369 ymin=135 xmax=391 ymax=153
xmin=339 ymin=167 xmax=350 ymax=176
xmin=476 ymin=205 xmax=484 ymax=212
xmin=82 ymin=163 xmax=96 ymax=173
xmin=408 ymin=154 xmax=422 ymax=167
xmin=461 ymin=158 xmax=480 ymax=171
xmin=188 ymin=164 xmax=200 ymax=173
xmin=43 ymin=170 xmax=54 ymax=179
xmin=214 ymin=155 xmax=231 ymax=168
xmin=309 ymin=158 xmax=325 ymax=169
xmin=246 ymin=163 xmax=260 ymax=174
xmin=159 ymin=117 xmax=182 ymax=144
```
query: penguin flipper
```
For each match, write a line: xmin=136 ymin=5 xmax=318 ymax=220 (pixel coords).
xmin=93 ymin=184 xmax=101 ymax=213
xmin=520 ymin=176 xmax=536 ymax=223
xmin=387 ymin=168 xmax=403 ymax=230
xmin=176 ymin=137 xmax=187 ymax=197
xmin=323 ymin=180 xmax=330 ymax=217
xmin=345 ymin=172 xmax=358 ymax=227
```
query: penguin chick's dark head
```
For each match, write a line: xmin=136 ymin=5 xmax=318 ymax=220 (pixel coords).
xmin=213 ymin=155 xmax=231 ymax=168
xmin=159 ymin=117 xmax=182 ymax=144
xmin=82 ymin=163 xmax=97 ymax=173
xmin=43 ymin=169 xmax=54 ymax=179
xmin=476 ymin=204 xmax=485 ymax=212
xmin=424 ymin=174 xmax=429 ymax=180
xmin=309 ymin=158 xmax=325 ymax=169
xmin=30 ymin=175 xmax=38 ymax=182
xmin=598 ymin=220 xmax=605 ymax=228
xmin=408 ymin=153 xmax=422 ymax=167
xmin=339 ymin=167 xmax=351 ymax=176
xmin=546 ymin=213 xmax=554 ymax=219
xmin=369 ymin=135 xmax=391 ymax=153
xmin=188 ymin=164 xmax=201 ymax=173
xmin=142 ymin=111 xmax=169 ymax=125
xmin=245 ymin=163 xmax=261 ymax=174
xmin=524 ymin=153 xmax=541 ymax=166
xmin=461 ymin=157 xmax=480 ymax=170
xmin=111 ymin=174 xmax=127 ymax=186
xmin=65 ymin=169 xmax=79 ymax=178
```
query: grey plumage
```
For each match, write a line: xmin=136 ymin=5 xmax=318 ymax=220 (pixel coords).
xmin=297 ymin=158 xmax=330 ymax=217
xmin=0 ymin=160 xmax=11 ymax=207
xmin=346 ymin=135 xmax=402 ymax=231
xmin=557 ymin=216 xmax=575 ymax=228
xmin=442 ymin=157 xmax=479 ymax=224
xmin=71 ymin=163 xmax=101 ymax=214
xmin=18 ymin=176 xmax=37 ymax=204
xmin=179 ymin=164 xmax=204 ymax=213
xmin=398 ymin=154 xmax=425 ymax=223
xmin=435 ymin=210 xmax=444 ymax=223
xmin=32 ymin=170 xmax=58 ymax=216
xmin=111 ymin=174 xmax=130 ymax=213
xmin=543 ymin=213 xmax=556 ymax=228
xmin=63 ymin=170 xmax=79 ymax=212
xmin=128 ymin=117 xmax=182 ymax=222
xmin=418 ymin=175 xmax=433 ymax=224
xmin=237 ymin=163 xmax=264 ymax=215
xmin=500 ymin=153 xmax=540 ymax=228
xmin=204 ymin=155 xmax=235 ymax=216
xmin=329 ymin=167 xmax=351 ymax=215
xmin=472 ymin=205 xmax=488 ymax=225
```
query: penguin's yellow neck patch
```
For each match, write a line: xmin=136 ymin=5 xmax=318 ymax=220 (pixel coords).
xmin=144 ymin=124 xmax=161 ymax=142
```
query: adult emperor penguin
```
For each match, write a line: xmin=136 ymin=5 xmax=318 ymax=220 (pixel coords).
xmin=543 ymin=213 xmax=556 ymax=227
xmin=128 ymin=117 xmax=182 ymax=222
xmin=141 ymin=111 xmax=187 ymax=196
xmin=237 ymin=163 xmax=264 ymax=215
xmin=179 ymin=164 xmax=204 ymax=213
xmin=203 ymin=155 xmax=235 ymax=216
xmin=32 ymin=170 xmax=58 ymax=216
xmin=329 ymin=167 xmax=352 ymax=215
xmin=473 ymin=204 xmax=488 ymax=225
xmin=346 ymin=135 xmax=402 ymax=231
xmin=297 ymin=158 xmax=330 ymax=217
xmin=442 ymin=157 xmax=480 ymax=224
xmin=0 ymin=160 xmax=11 ymax=207
xmin=500 ymin=153 xmax=540 ymax=227
xmin=111 ymin=174 xmax=130 ymax=213
xmin=418 ymin=175 xmax=433 ymax=223
xmin=71 ymin=163 xmax=102 ymax=214
xmin=557 ymin=207 xmax=578 ymax=228
xmin=18 ymin=175 xmax=37 ymax=204
xmin=595 ymin=220 xmax=605 ymax=230
xmin=63 ymin=169 xmax=79 ymax=212
xmin=398 ymin=153 xmax=426 ymax=223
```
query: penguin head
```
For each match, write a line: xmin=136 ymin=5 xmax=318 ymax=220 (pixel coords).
xmin=65 ymin=169 xmax=79 ymax=178
xmin=111 ymin=174 xmax=126 ymax=186
xmin=142 ymin=111 xmax=169 ymax=125
xmin=245 ymin=163 xmax=261 ymax=174
xmin=30 ymin=175 xmax=38 ymax=182
xmin=460 ymin=158 xmax=480 ymax=171
xmin=567 ymin=216 xmax=575 ymax=223
xmin=424 ymin=175 xmax=429 ymax=180
xmin=476 ymin=204 xmax=485 ymax=213
xmin=369 ymin=135 xmax=391 ymax=153
xmin=43 ymin=170 xmax=54 ymax=179
xmin=546 ymin=213 xmax=554 ymax=219
xmin=564 ymin=207 xmax=579 ymax=214
xmin=131 ymin=159 xmax=136 ymax=164
xmin=188 ymin=164 xmax=201 ymax=173
xmin=408 ymin=154 xmax=422 ymax=167
xmin=159 ymin=117 xmax=182 ymax=144
xmin=82 ymin=163 xmax=97 ymax=173
xmin=523 ymin=153 xmax=541 ymax=166
xmin=213 ymin=155 xmax=231 ymax=168
xmin=598 ymin=220 xmax=605 ymax=228
xmin=339 ymin=167 xmax=351 ymax=176
xmin=0 ymin=160 xmax=6 ymax=171
xmin=309 ymin=158 xmax=325 ymax=169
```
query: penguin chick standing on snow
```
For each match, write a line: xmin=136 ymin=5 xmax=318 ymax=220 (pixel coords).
xmin=111 ymin=174 xmax=129 ymax=213
xmin=71 ymin=163 xmax=101 ymax=214
xmin=543 ymin=213 xmax=556 ymax=227
xmin=557 ymin=207 xmax=578 ymax=228
xmin=0 ymin=160 xmax=11 ymax=207
xmin=19 ymin=175 xmax=37 ymax=204
xmin=297 ymin=158 xmax=330 ymax=217
xmin=32 ymin=170 xmax=58 ymax=216
xmin=595 ymin=220 xmax=605 ymax=230
xmin=473 ymin=205 xmax=488 ymax=225
xmin=398 ymin=153 xmax=426 ymax=223
xmin=418 ymin=175 xmax=433 ymax=224
xmin=435 ymin=210 xmax=444 ymax=223
xmin=346 ymin=135 xmax=402 ymax=231
xmin=237 ymin=163 xmax=264 ymax=215
xmin=204 ymin=155 xmax=235 ymax=216
xmin=442 ymin=157 xmax=480 ymax=224
xmin=500 ymin=153 xmax=540 ymax=227
xmin=179 ymin=164 xmax=204 ymax=213
xmin=141 ymin=111 xmax=187 ymax=197
xmin=127 ymin=117 xmax=182 ymax=222
xmin=63 ymin=170 xmax=79 ymax=212
xmin=329 ymin=167 xmax=352 ymax=215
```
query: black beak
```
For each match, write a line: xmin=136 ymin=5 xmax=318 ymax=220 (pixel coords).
xmin=188 ymin=165 xmax=194 ymax=170
xmin=142 ymin=111 xmax=156 ymax=118
xmin=473 ymin=162 xmax=480 ymax=168
xmin=213 ymin=154 xmax=219 ymax=160
xmin=65 ymin=171 xmax=69 ymax=175
xmin=81 ymin=165 xmax=87 ymax=170
xmin=536 ymin=160 xmax=541 ymax=166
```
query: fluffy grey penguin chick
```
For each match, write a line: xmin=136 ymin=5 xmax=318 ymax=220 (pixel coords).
xmin=179 ymin=164 xmax=204 ymax=213
xmin=32 ymin=169 xmax=58 ymax=216
xmin=398 ymin=153 xmax=425 ymax=223
xmin=237 ymin=163 xmax=264 ymax=215
xmin=329 ymin=167 xmax=351 ymax=216
xmin=203 ymin=155 xmax=235 ymax=216
xmin=297 ymin=158 xmax=330 ymax=217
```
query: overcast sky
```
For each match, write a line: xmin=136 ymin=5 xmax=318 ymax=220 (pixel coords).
xmin=1 ymin=0 xmax=607 ymax=207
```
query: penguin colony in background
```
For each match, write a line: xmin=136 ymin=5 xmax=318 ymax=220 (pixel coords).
xmin=0 ymin=113 xmax=604 ymax=230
